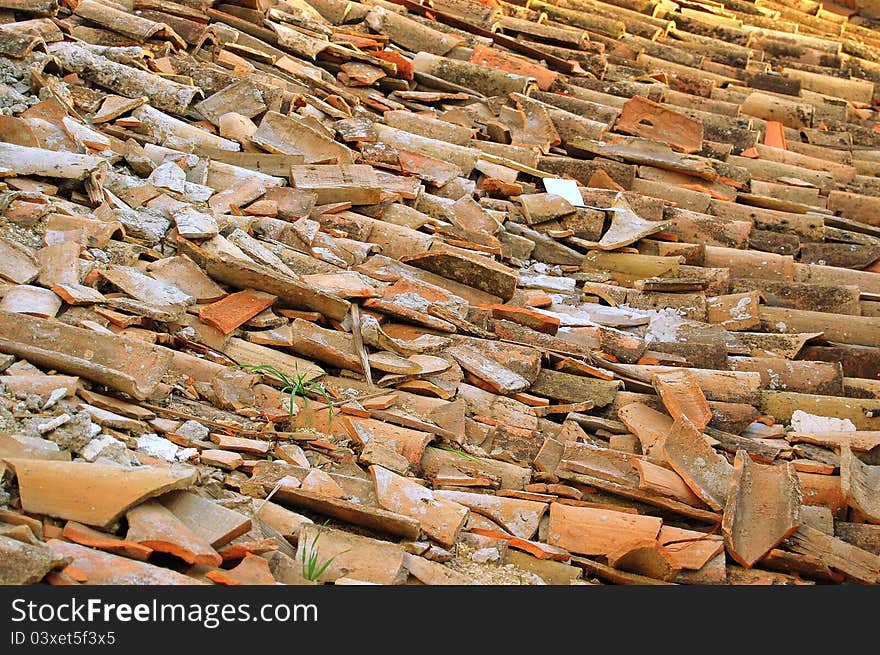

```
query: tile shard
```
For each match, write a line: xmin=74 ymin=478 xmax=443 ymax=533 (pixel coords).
xmin=606 ymin=539 xmax=681 ymax=582
xmin=274 ymin=487 xmax=421 ymax=540
xmin=159 ymin=491 xmax=252 ymax=548
xmin=596 ymin=193 xmax=671 ymax=251
xmin=371 ymin=464 xmax=469 ymax=547
xmin=433 ymin=489 xmax=547 ymax=539
xmin=722 ymin=451 xmax=802 ymax=568
xmin=840 ymin=444 xmax=880 ymax=524
xmin=546 ymin=502 xmax=663 ymax=557
xmin=446 ymin=344 xmax=530 ymax=395
xmin=661 ymin=416 xmax=733 ymax=512
xmin=402 ymin=245 xmax=518 ymax=301
xmin=785 ymin=525 xmax=880 ymax=584
xmin=615 ymin=95 xmax=704 ymax=154
xmin=48 ymin=539 xmax=205 ymax=585
xmin=652 ymin=369 xmax=714 ymax=433
xmin=295 ymin=524 xmax=408 ymax=584
xmin=205 ymin=554 xmax=277 ymax=585
xmin=125 ymin=500 xmax=222 ymax=566
xmin=0 ymin=311 xmax=172 ymax=400
xmin=7 ymin=459 xmax=197 ymax=529
xmin=0 ymin=535 xmax=57 ymax=585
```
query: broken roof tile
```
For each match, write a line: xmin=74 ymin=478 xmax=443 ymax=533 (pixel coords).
xmin=8 ymin=459 xmax=196 ymax=529
xmin=48 ymin=540 xmax=204 ymax=585
xmin=661 ymin=416 xmax=733 ymax=512
xmin=722 ymin=452 xmax=802 ymax=568
xmin=205 ymin=554 xmax=277 ymax=585
xmin=546 ymin=502 xmax=663 ymax=557
xmin=371 ymin=464 xmax=469 ymax=547
xmin=125 ymin=500 xmax=222 ymax=566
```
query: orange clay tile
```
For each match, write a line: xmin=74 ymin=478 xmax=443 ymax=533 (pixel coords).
xmin=661 ymin=417 xmax=733 ymax=512
xmin=204 ymin=554 xmax=276 ymax=585
xmin=469 ymin=44 xmax=558 ymax=92
xmin=7 ymin=458 xmax=197 ymax=530
xmin=60 ymin=565 xmax=89 ymax=583
xmin=200 ymin=449 xmax=244 ymax=470
xmin=63 ymin=521 xmax=154 ymax=561
xmin=217 ymin=538 xmax=279 ymax=561
xmin=372 ymin=49 xmax=413 ymax=80
xmin=159 ymin=491 xmax=252 ymax=548
xmin=209 ymin=433 xmax=272 ymax=454
xmin=546 ymin=502 xmax=662 ymax=557
xmin=651 ymin=369 xmax=713 ymax=433
xmin=45 ymin=570 xmax=82 ymax=585
xmin=606 ymin=539 xmax=680 ymax=581
xmin=435 ymin=489 xmax=547 ymax=540
xmin=48 ymin=540 xmax=205 ymax=585
xmin=764 ymin=120 xmax=787 ymax=150
xmin=243 ymin=199 xmax=278 ymax=216
xmin=198 ymin=289 xmax=277 ymax=335
xmin=482 ymin=303 xmax=560 ymax=335
xmin=371 ymin=465 xmax=469 ymax=548
xmin=468 ymin=528 xmax=571 ymax=561
xmin=722 ymin=453 xmax=801 ymax=568
xmin=615 ymin=95 xmax=703 ymax=154
xmin=299 ymin=468 xmax=346 ymax=498
xmin=125 ymin=500 xmax=222 ymax=567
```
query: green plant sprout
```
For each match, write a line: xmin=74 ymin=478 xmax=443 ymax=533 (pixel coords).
xmin=300 ymin=526 xmax=348 ymax=582
xmin=239 ymin=364 xmax=333 ymax=428
xmin=437 ymin=443 xmax=479 ymax=460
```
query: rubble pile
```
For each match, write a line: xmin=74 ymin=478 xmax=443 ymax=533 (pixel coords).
xmin=1 ymin=0 xmax=880 ymax=585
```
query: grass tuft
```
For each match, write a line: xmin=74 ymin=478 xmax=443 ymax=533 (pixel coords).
xmin=300 ymin=526 xmax=348 ymax=582
xmin=239 ymin=364 xmax=333 ymax=428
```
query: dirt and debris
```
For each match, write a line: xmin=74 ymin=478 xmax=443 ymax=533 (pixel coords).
xmin=0 ymin=0 xmax=879 ymax=586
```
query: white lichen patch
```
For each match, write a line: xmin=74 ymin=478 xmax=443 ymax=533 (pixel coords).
xmin=136 ymin=433 xmax=179 ymax=462
xmin=790 ymin=410 xmax=856 ymax=433
xmin=730 ymin=296 xmax=753 ymax=321
xmin=645 ymin=308 xmax=685 ymax=344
